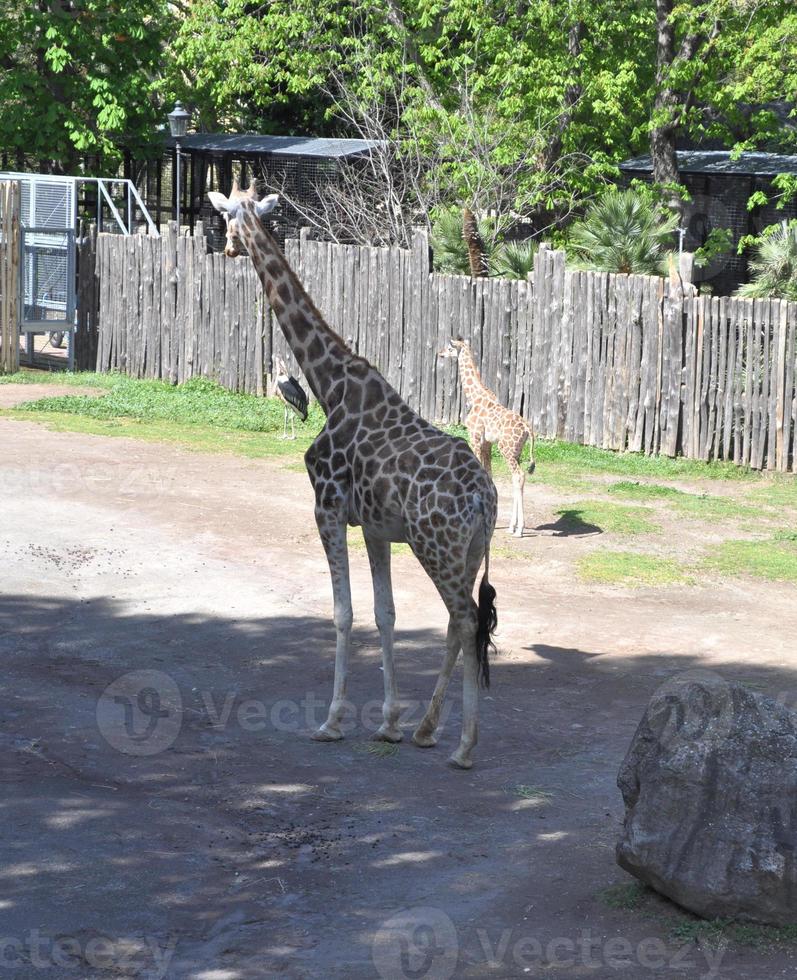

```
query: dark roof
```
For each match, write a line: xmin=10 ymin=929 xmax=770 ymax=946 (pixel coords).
xmin=619 ymin=150 xmax=797 ymax=177
xmin=164 ymin=133 xmax=380 ymax=159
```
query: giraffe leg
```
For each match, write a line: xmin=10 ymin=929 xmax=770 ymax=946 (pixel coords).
xmin=364 ymin=533 xmax=402 ymax=743
xmin=311 ymin=508 xmax=353 ymax=742
xmin=449 ymin=618 xmax=480 ymax=770
xmin=502 ymin=446 xmax=524 ymax=536
xmin=514 ymin=470 xmax=526 ymax=537
xmin=412 ymin=618 xmax=459 ymax=748
xmin=412 ymin=537 xmax=485 ymax=762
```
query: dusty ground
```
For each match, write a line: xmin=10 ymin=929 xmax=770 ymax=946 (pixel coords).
xmin=2 ymin=387 xmax=797 ymax=979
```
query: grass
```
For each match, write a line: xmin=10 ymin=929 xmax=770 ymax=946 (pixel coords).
xmin=347 ymin=527 xmax=413 ymax=557
xmin=704 ymin=536 xmax=797 ymax=582
xmin=504 ymin=784 xmax=554 ymax=807
xmin=555 ymin=501 xmax=659 ymax=535
xmin=353 ymin=741 xmax=400 ymax=759
xmin=598 ymin=883 xmax=797 ymax=951
xmin=0 ymin=373 xmax=789 ymax=503
xmin=599 ymin=882 xmax=651 ymax=912
xmin=577 ymin=550 xmax=689 ymax=586
xmin=608 ymin=480 xmax=763 ymax=522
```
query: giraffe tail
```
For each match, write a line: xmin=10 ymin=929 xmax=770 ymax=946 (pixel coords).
xmin=475 ymin=496 xmax=497 ymax=689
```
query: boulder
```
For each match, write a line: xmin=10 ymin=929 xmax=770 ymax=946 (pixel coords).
xmin=617 ymin=670 xmax=797 ymax=925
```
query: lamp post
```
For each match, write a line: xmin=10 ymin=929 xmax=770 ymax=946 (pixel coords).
xmin=167 ymin=102 xmax=190 ymax=230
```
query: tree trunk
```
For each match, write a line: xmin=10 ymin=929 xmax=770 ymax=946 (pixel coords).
xmin=463 ymin=207 xmax=488 ymax=278
xmin=651 ymin=0 xmax=682 ymax=213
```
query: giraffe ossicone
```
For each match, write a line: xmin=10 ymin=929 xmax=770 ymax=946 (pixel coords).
xmin=440 ymin=338 xmax=536 ymax=537
xmin=210 ymin=181 xmax=499 ymax=769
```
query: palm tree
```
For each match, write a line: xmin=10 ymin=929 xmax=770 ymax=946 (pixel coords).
xmin=737 ymin=223 xmax=797 ymax=301
xmin=489 ymin=240 xmax=538 ymax=279
xmin=430 ymin=207 xmax=498 ymax=275
xmin=567 ymin=189 xmax=678 ymax=275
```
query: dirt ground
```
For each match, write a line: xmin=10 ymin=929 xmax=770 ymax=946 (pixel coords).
xmin=2 ymin=387 xmax=797 ymax=979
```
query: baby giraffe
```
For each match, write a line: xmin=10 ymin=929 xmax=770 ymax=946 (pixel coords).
xmin=209 ymin=182 xmax=498 ymax=769
xmin=440 ymin=338 xmax=536 ymax=537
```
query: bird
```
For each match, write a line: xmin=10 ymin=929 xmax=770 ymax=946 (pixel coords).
xmin=272 ymin=356 xmax=308 ymax=439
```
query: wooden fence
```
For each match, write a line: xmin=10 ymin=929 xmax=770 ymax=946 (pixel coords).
xmin=0 ymin=181 xmax=20 ymax=375
xmin=87 ymin=225 xmax=797 ymax=472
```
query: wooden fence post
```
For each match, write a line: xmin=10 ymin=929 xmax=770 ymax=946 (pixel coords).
xmin=0 ymin=181 xmax=20 ymax=375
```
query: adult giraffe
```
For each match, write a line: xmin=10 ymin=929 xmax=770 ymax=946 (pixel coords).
xmin=209 ymin=182 xmax=498 ymax=769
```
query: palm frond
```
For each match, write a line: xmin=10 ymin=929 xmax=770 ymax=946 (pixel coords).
xmin=567 ymin=189 xmax=678 ymax=276
xmin=489 ymin=239 xmax=538 ymax=279
xmin=737 ymin=224 xmax=797 ymax=301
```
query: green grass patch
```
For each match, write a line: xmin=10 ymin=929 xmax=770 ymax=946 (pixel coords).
xmin=578 ymin=550 xmax=688 ymax=586
xmin=353 ymin=741 xmax=400 ymax=759
xmin=504 ymin=784 xmax=554 ymax=807
xmin=13 ymin=374 xmax=326 ymax=434
xmin=346 ymin=527 xmax=412 ymax=557
xmin=599 ymin=882 xmax=797 ymax=950
xmin=607 ymin=480 xmax=683 ymax=500
xmin=748 ymin=478 xmax=797 ymax=510
xmin=704 ymin=536 xmax=797 ymax=582
xmin=0 ymin=368 xmax=119 ymax=388
xmin=533 ymin=439 xmax=756 ymax=482
xmin=608 ymin=480 xmax=763 ymax=522
xmin=599 ymin=883 xmax=652 ymax=912
xmin=670 ymin=918 xmax=797 ymax=951
xmin=556 ymin=501 xmax=659 ymax=535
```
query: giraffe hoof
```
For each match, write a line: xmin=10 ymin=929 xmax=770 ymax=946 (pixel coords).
xmin=373 ymin=726 xmax=403 ymax=743
xmin=311 ymin=725 xmax=343 ymax=742
xmin=447 ymin=751 xmax=473 ymax=770
xmin=412 ymin=730 xmax=438 ymax=749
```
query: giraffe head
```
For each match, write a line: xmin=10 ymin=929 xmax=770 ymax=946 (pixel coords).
xmin=208 ymin=180 xmax=279 ymax=257
xmin=438 ymin=337 xmax=468 ymax=360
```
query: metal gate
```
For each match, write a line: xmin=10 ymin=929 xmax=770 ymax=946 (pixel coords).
xmin=1 ymin=171 xmax=158 ymax=369
xmin=17 ymin=176 xmax=77 ymax=366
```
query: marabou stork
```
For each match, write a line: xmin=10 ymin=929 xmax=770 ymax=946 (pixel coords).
xmin=272 ymin=357 xmax=308 ymax=439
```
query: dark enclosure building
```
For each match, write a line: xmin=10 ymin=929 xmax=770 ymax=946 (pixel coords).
xmin=620 ymin=150 xmax=797 ymax=294
xmin=129 ymin=134 xmax=378 ymax=252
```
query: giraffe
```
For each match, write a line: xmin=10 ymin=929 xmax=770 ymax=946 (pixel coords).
xmin=440 ymin=338 xmax=535 ymax=538
xmin=208 ymin=182 xmax=498 ymax=769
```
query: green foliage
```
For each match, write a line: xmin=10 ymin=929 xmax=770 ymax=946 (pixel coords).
xmin=0 ymin=0 xmax=172 ymax=169
xmin=694 ymin=228 xmax=734 ymax=270
xmin=489 ymin=240 xmax=538 ymax=279
xmin=567 ymin=189 xmax=678 ymax=275
xmin=737 ymin=223 xmax=797 ymax=301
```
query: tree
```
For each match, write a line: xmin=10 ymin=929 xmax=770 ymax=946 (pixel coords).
xmin=0 ymin=0 xmax=172 ymax=172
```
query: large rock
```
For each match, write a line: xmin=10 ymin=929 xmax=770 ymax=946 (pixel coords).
xmin=617 ymin=670 xmax=797 ymax=925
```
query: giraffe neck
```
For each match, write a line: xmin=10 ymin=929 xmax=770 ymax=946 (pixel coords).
xmin=457 ymin=347 xmax=490 ymax=407
xmin=237 ymin=208 xmax=349 ymax=414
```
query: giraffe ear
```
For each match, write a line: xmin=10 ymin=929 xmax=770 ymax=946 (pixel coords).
xmin=208 ymin=191 xmax=244 ymax=218
xmin=255 ymin=194 xmax=279 ymax=219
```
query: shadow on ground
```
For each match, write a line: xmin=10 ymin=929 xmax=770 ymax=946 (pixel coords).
xmin=1 ymin=594 xmax=796 ymax=978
